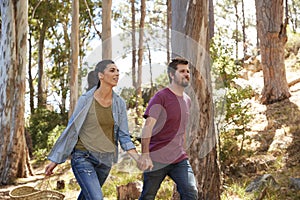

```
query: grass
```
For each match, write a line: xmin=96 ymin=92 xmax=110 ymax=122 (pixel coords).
xmin=221 ymin=181 xmax=252 ymax=200
xmin=102 ymin=155 xmax=175 ymax=199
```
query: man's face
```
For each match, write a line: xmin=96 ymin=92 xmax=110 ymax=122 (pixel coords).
xmin=173 ymin=64 xmax=190 ymax=87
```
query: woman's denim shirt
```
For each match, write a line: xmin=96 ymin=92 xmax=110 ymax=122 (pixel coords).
xmin=47 ymin=87 xmax=136 ymax=164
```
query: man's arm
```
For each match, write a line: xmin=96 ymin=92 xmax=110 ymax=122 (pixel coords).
xmin=139 ymin=117 xmax=157 ymax=170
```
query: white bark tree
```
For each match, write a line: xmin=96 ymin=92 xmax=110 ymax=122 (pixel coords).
xmin=69 ymin=0 xmax=79 ymax=116
xmin=0 ymin=0 xmax=33 ymax=184
xmin=102 ymin=0 xmax=112 ymax=59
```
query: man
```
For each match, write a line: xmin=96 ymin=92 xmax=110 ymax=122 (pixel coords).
xmin=138 ymin=58 xmax=198 ymax=200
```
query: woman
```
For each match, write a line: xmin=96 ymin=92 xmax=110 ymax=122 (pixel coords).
xmin=45 ymin=60 xmax=140 ymax=199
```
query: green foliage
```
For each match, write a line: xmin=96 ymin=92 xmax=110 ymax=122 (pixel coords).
xmin=154 ymin=73 xmax=169 ymax=88
xmin=120 ymin=87 xmax=137 ymax=109
xmin=120 ymin=73 xmax=169 ymax=140
xmin=135 ymin=95 xmax=145 ymax=125
xmin=102 ymin=164 xmax=174 ymax=199
xmin=27 ymin=108 xmax=66 ymax=161
xmin=221 ymin=181 xmax=253 ymax=200
xmin=120 ymin=72 xmax=168 ymax=106
xmin=211 ymin=37 xmax=253 ymax=164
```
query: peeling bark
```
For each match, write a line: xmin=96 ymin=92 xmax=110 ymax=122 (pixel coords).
xmin=0 ymin=0 xmax=33 ymax=185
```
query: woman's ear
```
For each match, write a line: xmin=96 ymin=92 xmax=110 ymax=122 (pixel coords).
xmin=98 ymin=72 xmax=104 ymax=80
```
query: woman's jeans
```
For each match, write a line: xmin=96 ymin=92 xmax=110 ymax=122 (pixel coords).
xmin=139 ymin=159 xmax=198 ymax=200
xmin=71 ymin=149 xmax=114 ymax=200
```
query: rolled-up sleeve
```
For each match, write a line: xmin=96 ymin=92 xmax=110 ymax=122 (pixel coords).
xmin=118 ymin=99 xmax=136 ymax=151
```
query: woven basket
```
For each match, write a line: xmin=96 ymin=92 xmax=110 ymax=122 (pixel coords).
xmin=9 ymin=185 xmax=65 ymax=200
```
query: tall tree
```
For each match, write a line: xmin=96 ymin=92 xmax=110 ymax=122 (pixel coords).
xmin=172 ymin=0 xmax=221 ymax=199
xmin=69 ymin=0 xmax=79 ymax=116
xmin=255 ymin=0 xmax=291 ymax=104
xmin=290 ymin=0 xmax=300 ymax=32
xmin=241 ymin=0 xmax=246 ymax=59
xmin=28 ymin=1 xmax=43 ymax=114
xmin=208 ymin=0 xmax=214 ymax=40
xmin=37 ymin=21 xmax=47 ymax=108
xmin=166 ymin=0 xmax=171 ymax=64
xmin=35 ymin=0 xmax=55 ymax=109
xmin=234 ymin=0 xmax=239 ymax=60
xmin=102 ymin=0 xmax=112 ymax=59
xmin=131 ymin=0 xmax=137 ymax=88
xmin=136 ymin=0 xmax=146 ymax=124
xmin=0 ymin=0 xmax=33 ymax=184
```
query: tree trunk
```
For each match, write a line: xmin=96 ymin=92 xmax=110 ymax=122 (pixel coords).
xmin=171 ymin=0 xmax=188 ymax=58
xmin=69 ymin=0 xmax=79 ymax=117
xmin=116 ymin=182 xmax=141 ymax=200
xmin=136 ymin=0 xmax=146 ymax=125
xmin=166 ymin=0 xmax=171 ymax=64
xmin=0 ymin=0 xmax=33 ymax=185
xmin=234 ymin=0 xmax=239 ymax=60
xmin=102 ymin=0 xmax=112 ymax=59
xmin=37 ymin=22 xmax=47 ymax=108
xmin=255 ymin=0 xmax=291 ymax=104
xmin=28 ymin=32 xmax=35 ymax=114
xmin=241 ymin=0 xmax=246 ymax=60
xmin=208 ymin=0 xmax=214 ymax=40
xmin=172 ymin=0 xmax=221 ymax=199
xmin=62 ymin=22 xmax=70 ymax=116
xmin=290 ymin=0 xmax=298 ymax=33
xmin=131 ymin=0 xmax=137 ymax=88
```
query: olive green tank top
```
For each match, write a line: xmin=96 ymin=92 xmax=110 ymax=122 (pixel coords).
xmin=75 ymin=98 xmax=115 ymax=153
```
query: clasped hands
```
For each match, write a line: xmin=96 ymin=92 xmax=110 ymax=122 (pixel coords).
xmin=137 ymin=153 xmax=154 ymax=171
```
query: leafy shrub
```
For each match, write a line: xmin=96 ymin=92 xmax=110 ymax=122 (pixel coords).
xmin=211 ymin=37 xmax=254 ymax=165
xmin=120 ymin=87 xmax=137 ymax=109
xmin=27 ymin=108 xmax=67 ymax=161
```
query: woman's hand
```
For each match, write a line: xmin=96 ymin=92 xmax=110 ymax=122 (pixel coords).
xmin=45 ymin=161 xmax=58 ymax=176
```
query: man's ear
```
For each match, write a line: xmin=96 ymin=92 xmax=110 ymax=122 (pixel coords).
xmin=169 ymin=72 xmax=174 ymax=80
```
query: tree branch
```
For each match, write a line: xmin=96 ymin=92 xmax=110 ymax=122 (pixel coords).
xmin=83 ymin=0 xmax=101 ymax=39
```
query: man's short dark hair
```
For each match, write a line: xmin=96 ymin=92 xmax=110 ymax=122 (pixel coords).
xmin=167 ymin=57 xmax=189 ymax=83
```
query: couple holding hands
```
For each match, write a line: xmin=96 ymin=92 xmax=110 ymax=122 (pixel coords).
xmin=45 ymin=58 xmax=198 ymax=200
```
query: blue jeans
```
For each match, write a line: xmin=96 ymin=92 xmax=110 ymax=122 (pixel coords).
xmin=71 ymin=149 xmax=114 ymax=200
xmin=139 ymin=159 xmax=198 ymax=200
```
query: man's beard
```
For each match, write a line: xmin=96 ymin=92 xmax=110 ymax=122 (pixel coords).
xmin=174 ymin=76 xmax=189 ymax=87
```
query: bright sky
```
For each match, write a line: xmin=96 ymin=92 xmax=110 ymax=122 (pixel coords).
xmin=82 ymin=26 xmax=169 ymax=93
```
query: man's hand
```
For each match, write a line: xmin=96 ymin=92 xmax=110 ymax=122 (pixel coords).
xmin=138 ymin=117 xmax=156 ymax=171
xmin=138 ymin=153 xmax=153 ymax=171
xmin=45 ymin=161 xmax=58 ymax=176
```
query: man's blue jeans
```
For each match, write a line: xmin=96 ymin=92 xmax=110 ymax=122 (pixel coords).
xmin=71 ymin=149 xmax=114 ymax=200
xmin=139 ymin=159 xmax=198 ymax=200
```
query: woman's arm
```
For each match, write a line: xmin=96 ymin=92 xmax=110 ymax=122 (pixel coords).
xmin=45 ymin=161 xmax=58 ymax=176
xmin=126 ymin=148 xmax=140 ymax=162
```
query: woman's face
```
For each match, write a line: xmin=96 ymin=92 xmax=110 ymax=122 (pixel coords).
xmin=99 ymin=64 xmax=119 ymax=87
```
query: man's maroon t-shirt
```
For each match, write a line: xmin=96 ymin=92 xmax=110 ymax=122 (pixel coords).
xmin=143 ymin=88 xmax=191 ymax=164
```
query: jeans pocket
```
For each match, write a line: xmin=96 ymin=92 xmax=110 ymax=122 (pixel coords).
xmin=71 ymin=150 xmax=89 ymax=162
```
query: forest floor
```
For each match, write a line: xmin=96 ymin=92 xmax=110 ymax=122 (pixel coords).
xmin=1 ymin=59 xmax=300 ymax=200
xmin=220 ymin=58 xmax=300 ymax=199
